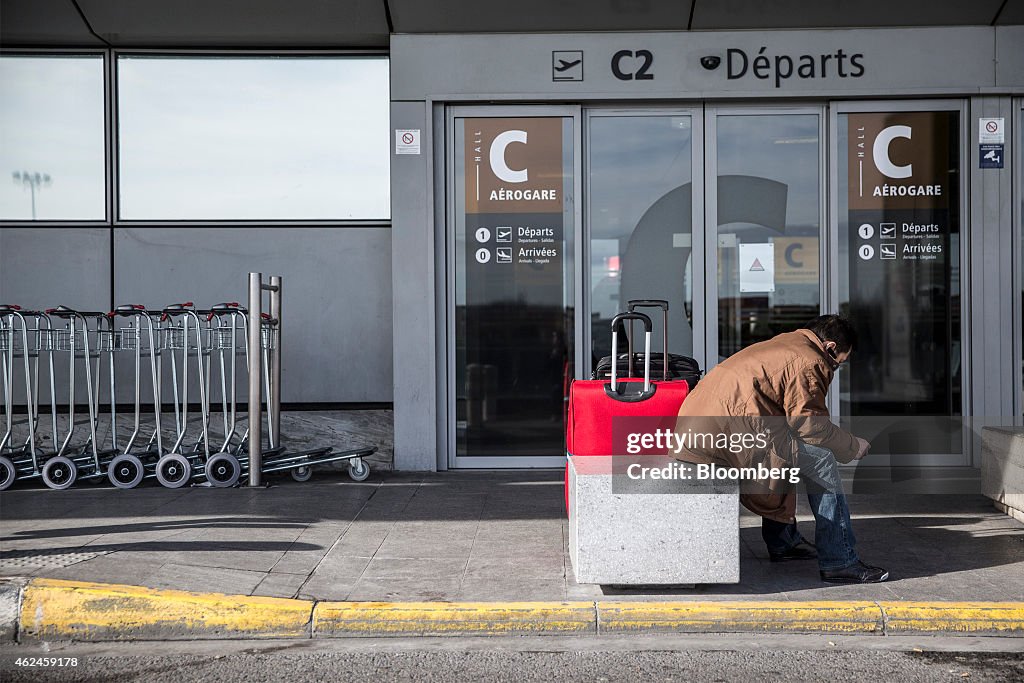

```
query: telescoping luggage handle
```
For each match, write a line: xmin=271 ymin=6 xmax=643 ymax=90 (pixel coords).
xmin=627 ymin=299 xmax=670 ymax=381
xmin=610 ymin=312 xmax=652 ymax=396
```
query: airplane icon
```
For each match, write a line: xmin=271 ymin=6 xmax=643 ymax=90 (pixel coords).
xmin=552 ymin=51 xmax=584 ymax=81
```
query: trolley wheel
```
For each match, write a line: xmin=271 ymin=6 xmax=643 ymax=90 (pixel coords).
xmin=108 ymin=454 xmax=145 ymax=489
xmin=347 ymin=458 xmax=370 ymax=482
xmin=42 ymin=456 xmax=77 ymax=490
xmin=156 ymin=454 xmax=192 ymax=489
xmin=290 ymin=466 xmax=312 ymax=483
xmin=0 ymin=456 xmax=16 ymax=491
xmin=206 ymin=452 xmax=241 ymax=488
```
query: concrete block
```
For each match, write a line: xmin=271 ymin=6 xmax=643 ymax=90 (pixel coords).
xmin=568 ymin=457 xmax=739 ymax=585
xmin=0 ymin=578 xmax=28 ymax=642
xmin=981 ymin=427 xmax=1024 ymax=522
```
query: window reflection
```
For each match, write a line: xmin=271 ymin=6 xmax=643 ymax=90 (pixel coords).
xmin=715 ymin=114 xmax=821 ymax=361
xmin=588 ymin=115 xmax=694 ymax=367
xmin=117 ymin=56 xmax=390 ymax=220
xmin=0 ymin=55 xmax=105 ymax=221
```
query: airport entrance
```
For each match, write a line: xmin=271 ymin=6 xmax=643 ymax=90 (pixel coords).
xmin=446 ymin=104 xmax=965 ymax=467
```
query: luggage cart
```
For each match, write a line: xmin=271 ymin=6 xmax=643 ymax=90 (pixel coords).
xmin=206 ymin=303 xmax=247 ymax=459
xmin=197 ymin=304 xmax=375 ymax=487
xmin=199 ymin=304 xmax=278 ymax=459
xmin=150 ymin=303 xmax=212 ymax=488
xmin=99 ymin=305 xmax=165 ymax=489
xmin=0 ymin=305 xmax=50 ymax=490
xmin=35 ymin=307 xmax=120 ymax=489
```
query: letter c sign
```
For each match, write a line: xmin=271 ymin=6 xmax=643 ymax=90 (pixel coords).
xmin=873 ymin=125 xmax=913 ymax=179
xmin=490 ymin=130 xmax=528 ymax=183
xmin=784 ymin=243 xmax=803 ymax=269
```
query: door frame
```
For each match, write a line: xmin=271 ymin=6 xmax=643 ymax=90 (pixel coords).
xmin=582 ymin=106 xmax=707 ymax=373
xmin=444 ymin=105 xmax=582 ymax=469
xmin=827 ymin=99 xmax=971 ymax=467
xmin=702 ymin=104 xmax=829 ymax=373
xmin=1015 ymin=98 xmax=1024 ymax=423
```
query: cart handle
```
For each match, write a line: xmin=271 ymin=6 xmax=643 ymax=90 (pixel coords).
xmin=109 ymin=304 xmax=147 ymax=316
xmin=160 ymin=302 xmax=196 ymax=322
xmin=207 ymin=302 xmax=245 ymax=321
xmin=45 ymin=305 xmax=80 ymax=318
xmin=0 ymin=304 xmax=22 ymax=312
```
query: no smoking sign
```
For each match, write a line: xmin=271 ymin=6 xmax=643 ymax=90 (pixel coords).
xmin=395 ymin=129 xmax=421 ymax=155
xmin=978 ymin=118 xmax=1004 ymax=144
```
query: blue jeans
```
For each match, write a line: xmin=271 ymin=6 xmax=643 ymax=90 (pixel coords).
xmin=761 ymin=442 xmax=859 ymax=571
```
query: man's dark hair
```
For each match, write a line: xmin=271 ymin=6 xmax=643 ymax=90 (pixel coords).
xmin=803 ymin=314 xmax=858 ymax=353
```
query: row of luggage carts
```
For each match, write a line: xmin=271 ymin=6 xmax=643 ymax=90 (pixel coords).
xmin=0 ymin=302 xmax=375 ymax=491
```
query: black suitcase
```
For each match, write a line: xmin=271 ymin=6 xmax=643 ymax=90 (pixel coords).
xmin=591 ymin=300 xmax=703 ymax=389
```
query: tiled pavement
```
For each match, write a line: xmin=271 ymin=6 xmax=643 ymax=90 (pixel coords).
xmin=2 ymin=470 xmax=1023 ymax=603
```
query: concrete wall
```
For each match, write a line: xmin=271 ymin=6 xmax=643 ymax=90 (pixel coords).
xmin=390 ymin=100 xmax=439 ymax=471
xmin=969 ymin=97 xmax=1019 ymax=463
xmin=0 ymin=228 xmax=110 ymax=311
xmin=982 ymin=427 xmax=1024 ymax=523
xmin=1 ymin=226 xmax=393 ymax=404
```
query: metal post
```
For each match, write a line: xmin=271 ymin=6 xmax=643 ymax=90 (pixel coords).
xmin=248 ymin=272 xmax=263 ymax=487
xmin=269 ymin=275 xmax=282 ymax=449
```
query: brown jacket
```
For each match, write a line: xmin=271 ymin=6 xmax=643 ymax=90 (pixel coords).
xmin=674 ymin=329 xmax=859 ymax=522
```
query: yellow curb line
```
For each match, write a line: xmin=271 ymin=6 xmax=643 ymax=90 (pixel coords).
xmin=20 ymin=578 xmax=314 ymax=641
xmin=314 ymin=601 xmax=596 ymax=636
xmin=11 ymin=579 xmax=1024 ymax=640
xmin=596 ymin=601 xmax=884 ymax=634
xmin=881 ymin=602 xmax=1024 ymax=634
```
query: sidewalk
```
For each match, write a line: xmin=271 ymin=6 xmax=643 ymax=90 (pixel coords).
xmin=3 ymin=470 xmax=1023 ymax=604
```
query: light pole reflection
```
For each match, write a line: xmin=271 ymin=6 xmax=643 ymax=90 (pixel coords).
xmin=12 ymin=171 xmax=52 ymax=219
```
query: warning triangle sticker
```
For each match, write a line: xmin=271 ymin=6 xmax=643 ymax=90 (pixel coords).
xmin=749 ymin=257 xmax=765 ymax=272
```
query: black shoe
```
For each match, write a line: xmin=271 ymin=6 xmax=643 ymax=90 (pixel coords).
xmin=769 ymin=541 xmax=818 ymax=562
xmin=820 ymin=561 xmax=890 ymax=584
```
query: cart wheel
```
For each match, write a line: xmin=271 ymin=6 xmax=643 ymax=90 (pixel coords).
xmin=290 ymin=466 xmax=312 ymax=483
xmin=42 ymin=456 xmax=77 ymax=490
xmin=0 ymin=456 xmax=16 ymax=491
xmin=347 ymin=458 xmax=370 ymax=482
xmin=206 ymin=452 xmax=241 ymax=488
xmin=156 ymin=454 xmax=193 ymax=489
xmin=108 ymin=454 xmax=145 ymax=489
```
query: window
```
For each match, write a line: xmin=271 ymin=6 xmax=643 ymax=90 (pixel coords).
xmin=0 ymin=55 xmax=106 ymax=221
xmin=117 ymin=56 xmax=390 ymax=220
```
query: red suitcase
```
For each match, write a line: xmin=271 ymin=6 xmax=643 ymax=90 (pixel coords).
xmin=565 ymin=303 xmax=692 ymax=514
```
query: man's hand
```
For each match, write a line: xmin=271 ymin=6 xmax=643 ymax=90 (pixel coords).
xmin=854 ymin=437 xmax=871 ymax=460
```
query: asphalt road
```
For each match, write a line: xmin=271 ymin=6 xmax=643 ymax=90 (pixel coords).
xmin=2 ymin=635 xmax=1023 ymax=682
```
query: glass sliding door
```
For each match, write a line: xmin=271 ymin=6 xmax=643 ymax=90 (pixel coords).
xmin=585 ymin=107 xmax=823 ymax=381
xmin=448 ymin=107 xmax=578 ymax=467
xmin=1019 ymin=103 xmax=1024 ymax=420
xmin=707 ymin=109 xmax=825 ymax=365
xmin=833 ymin=103 xmax=965 ymax=465
xmin=586 ymin=111 xmax=703 ymax=371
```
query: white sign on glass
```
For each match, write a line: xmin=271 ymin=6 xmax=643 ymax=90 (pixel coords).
xmin=738 ymin=242 xmax=775 ymax=293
